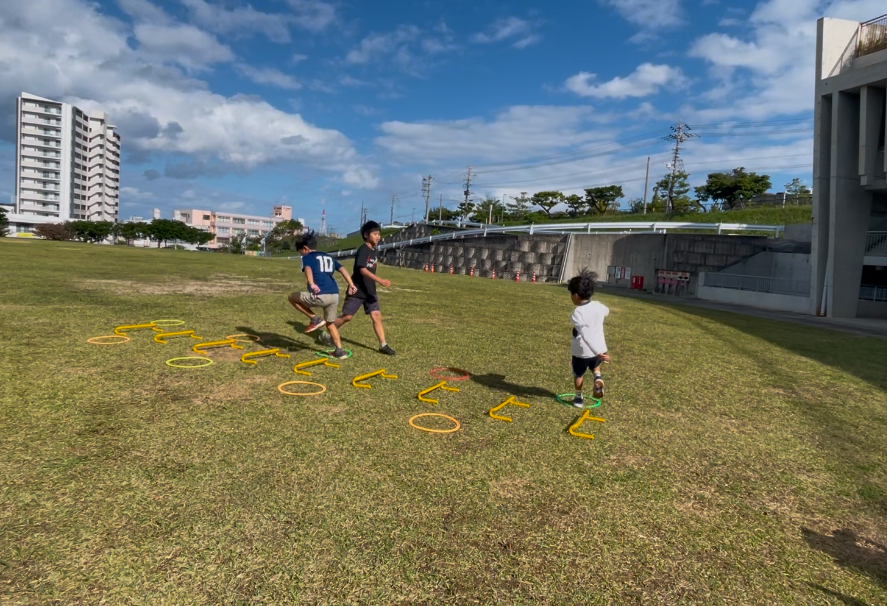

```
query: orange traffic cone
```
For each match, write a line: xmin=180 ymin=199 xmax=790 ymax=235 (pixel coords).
xmin=515 ymin=270 xmax=521 ymax=282
xmin=470 ymin=266 xmax=475 ymax=277
xmin=423 ymin=263 xmax=428 ymax=272
xmin=431 ymin=263 xmax=435 ymax=273
xmin=532 ymin=272 xmax=537 ymax=283
xmin=490 ymin=268 xmax=496 ymax=280
xmin=449 ymin=265 xmax=454 ymax=275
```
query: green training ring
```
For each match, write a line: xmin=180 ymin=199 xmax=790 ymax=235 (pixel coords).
xmin=315 ymin=348 xmax=353 ymax=359
xmin=556 ymin=393 xmax=601 ymax=408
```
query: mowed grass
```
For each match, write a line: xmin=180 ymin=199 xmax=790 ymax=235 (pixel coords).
xmin=0 ymin=239 xmax=886 ymax=606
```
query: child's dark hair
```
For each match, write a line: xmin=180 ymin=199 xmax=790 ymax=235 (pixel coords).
xmin=567 ymin=269 xmax=597 ymax=300
xmin=361 ymin=220 xmax=382 ymax=240
xmin=295 ymin=229 xmax=318 ymax=251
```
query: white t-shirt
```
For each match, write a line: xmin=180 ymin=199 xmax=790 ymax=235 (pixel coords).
xmin=571 ymin=301 xmax=609 ymax=358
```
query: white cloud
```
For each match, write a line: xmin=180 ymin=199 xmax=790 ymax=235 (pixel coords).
xmin=181 ymin=0 xmax=293 ymax=43
xmin=0 ymin=0 xmax=377 ymax=188
xmin=286 ymin=0 xmax=337 ymax=32
xmin=346 ymin=25 xmax=421 ymax=64
xmin=472 ymin=16 xmax=542 ymax=48
xmin=133 ymin=23 xmax=234 ymax=71
xmin=566 ymin=64 xmax=686 ymax=99
xmin=121 ymin=186 xmax=153 ymax=199
xmin=235 ymin=64 xmax=301 ymax=90
xmin=598 ymin=0 xmax=683 ymax=34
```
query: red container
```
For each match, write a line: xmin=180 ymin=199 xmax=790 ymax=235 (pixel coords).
xmin=631 ymin=275 xmax=644 ymax=290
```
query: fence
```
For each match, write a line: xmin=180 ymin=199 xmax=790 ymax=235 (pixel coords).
xmin=859 ymin=14 xmax=887 ymax=57
xmin=866 ymin=231 xmax=887 ymax=256
xmin=703 ymin=273 xmax=811 ymax=297
xmin=860 ymin=285 xmax=887 ymax=302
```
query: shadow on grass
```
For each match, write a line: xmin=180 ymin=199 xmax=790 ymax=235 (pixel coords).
xmin=283 ymin=320 xmax=377 ymax=353
xmin=234 ymin=326 xmax=314 ymax=353
xmin=470 ymin=373 xmax=557 ymax=400
xmin=806 ymin=584 xmax=873 ymax=606
xmin=802 ymin=528 xmax=887 ymax=591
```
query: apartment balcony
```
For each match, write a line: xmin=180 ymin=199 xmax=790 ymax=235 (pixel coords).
xmin=866 ymin=231 xmax=887 ymax=263
xmin=858 ymin=14 xmax=887 ymax=57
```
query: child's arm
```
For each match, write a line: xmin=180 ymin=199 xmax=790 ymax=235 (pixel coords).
xmin=304 ymin=266 xmax=320 ymax=294
xmin=338 ymin=266 xmax=357 ymax=295
xmin=360 ymin=267 xmax=391 ymax=288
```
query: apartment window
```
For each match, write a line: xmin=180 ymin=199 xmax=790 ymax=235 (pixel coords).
xmin=233 ymin=228 xmax=245 ymax=235
xmin=217 ymin=237 xmax=229 ymax=244
xmin=248 ymin=229 xmax=259 ymax=236
xmin=262 ymin=220 xmax=273 ymax=227
xmin=233 ymin=217 xmax=245 ymax=224
xmin=216 ymin=216 xmax=230 ymax=223
xmin=247 ymin=219 xmax=260 ymax=225
xmin=217 ymin=227 xmax=229 ymax=234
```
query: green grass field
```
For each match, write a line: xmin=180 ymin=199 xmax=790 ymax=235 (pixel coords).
xmin=504 ymin=204 xmax=813 ymax=227
xmin=1 ymin=238 xmax=885 ymax=605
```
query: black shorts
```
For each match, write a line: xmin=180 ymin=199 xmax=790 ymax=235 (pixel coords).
xmin=341 ymin=294 xmax=380 ymax=317
xmin=572 ymin=355 xmax=602 ymax=378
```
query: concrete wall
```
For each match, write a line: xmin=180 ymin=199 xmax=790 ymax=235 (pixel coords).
xmin=697 ymin=283 xmax=812 ymax=314
xmin=857 ymin=299 xmax=887 ymax=318
xmin=718 ymin=252 xmax=811 ymax=282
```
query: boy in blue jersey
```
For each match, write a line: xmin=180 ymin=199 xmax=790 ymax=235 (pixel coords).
xmin=288 ymin=229 xmax=357 ymax=359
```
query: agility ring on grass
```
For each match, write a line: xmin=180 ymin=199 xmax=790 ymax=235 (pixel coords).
xmin=226 ymin=333 xmax=261 ymax=343
xmin=152 ymin=319 xmax=186 ymax=328
xmin=316 ymin=348 xmax=353 ymax=359
xmin=429 ymin=367 xmax=470 ymax=381
xmin=87 ymin=335 xmax=131 ymax=345
xmin=556 ymin=393 xmax=601 ymax=408
xmin=409 ymin=413 xmax=461 ymax=434
xmin=166 ymin=357 xmax=214 ymax=369
xmin=277 ymin=381 xmax=327 ymax=396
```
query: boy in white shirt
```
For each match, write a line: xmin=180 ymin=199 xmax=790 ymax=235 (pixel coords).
xmin=568 ymin=270 xmax=610 ymax=407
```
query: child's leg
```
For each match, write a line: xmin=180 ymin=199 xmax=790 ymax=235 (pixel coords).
xmin=326 ymin=323 xmax=344 ymax=349
xmin=571 ymin=357 xmax=587 ymax=407
xmin=369 ymin=310 xmax=386 ymax=345
xmin=288 ymin=292 xmax=317 ymax=319
xmin=591 ymin=357 xmax=605 ymax=399
xmin=335 ymin=296 xmax=361 ymax=329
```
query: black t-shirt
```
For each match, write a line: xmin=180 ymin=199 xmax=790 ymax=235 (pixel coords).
xmin=352 ymin=243 xmax=379 ymax=300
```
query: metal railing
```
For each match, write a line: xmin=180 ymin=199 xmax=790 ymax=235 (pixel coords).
xmin=703 ymin=273 xmax=811 ymax=297
xmin=859 ymin=14 xmax=887 ymax=57
xmin=860 ymin=285 xmax=887 ymax=302
xmin=866 ymin=231 xmax=887 ymax=256
xmin=319 ymin=221 xmax=786 ymax=259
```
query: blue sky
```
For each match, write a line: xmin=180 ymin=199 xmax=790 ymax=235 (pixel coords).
xmin=0 ymin=0 xmax=883 ymax=233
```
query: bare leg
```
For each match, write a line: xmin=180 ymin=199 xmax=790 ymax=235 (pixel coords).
xmin=334 ymin=314 xmax=353 ymax=329
xmin=288 ymin=294 xmax=316 ymax=319
xmin=574 ymin=375 xmax=584 ymax=392
xmin=326 ymin=323 xmax=343 ymax=349
xmin=369 ymin=310 xmax=386 ymax=345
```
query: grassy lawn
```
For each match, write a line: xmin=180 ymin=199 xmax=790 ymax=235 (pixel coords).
xmin=1 ymin=238 xmax=885 ymax=605
xmin=502 ymin=205 xmax=813 ymax=227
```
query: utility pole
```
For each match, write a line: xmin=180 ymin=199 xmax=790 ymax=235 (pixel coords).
xmin=411 ymin=208 xmax=415 ymax=223
xmin=642 ymin=156 xmax=650 ymax=215
xmin=390 ymin=195 xmax=396 ymax=225
xmin=359 ymin=200 xmax=364 ymax=229
xmin=320 ymin=209 xmax=326 ymax=235
xmin=438 ymin=194 xmax=443 ymax=221
xmin=421 ymin=175 xmax=432 ymax=222
xmin=463 ymin=167 xmax=472 ymax=208
xmin=663 ymin=121 xmax=696 ymax=214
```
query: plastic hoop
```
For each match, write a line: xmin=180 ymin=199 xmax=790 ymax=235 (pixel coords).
xmin=278 ymin=381 xmax=327 ymax=396
xmin=556 ymin=393 xmax=601 ymax=408
xmin=315 ymin=348 xmax=353 ymax=359
xmin=226 ymin=333 xmax=261 ymax=343
xmin=153 ymin=319 xmax=185 ymax=327
xmin=409 ymin=413 xmax=461 ymax=434
xmin=166 ymin=357 xmax=214 ymax=368
xmin=429 ymin=367 xmax=471 ymax=381
xmin=87 ymin=335 xmax=131 ymax=345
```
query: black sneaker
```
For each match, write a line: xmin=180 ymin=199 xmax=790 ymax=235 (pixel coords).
xmin=573 ymin=395 xmax=585 ymax=408
xmin=305 ymin=316 xmax=326 ymax=333
xmin=331 ymin=348 xmax=348 ymax=359
xmin=379 ymin=344 xmax=396 ymax=355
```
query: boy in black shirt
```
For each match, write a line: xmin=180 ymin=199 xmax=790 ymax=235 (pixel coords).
xmin=334 ymin=220 xmax=396 ymax=355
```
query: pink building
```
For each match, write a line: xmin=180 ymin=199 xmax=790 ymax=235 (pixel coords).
xmin=173 ymin=205 xmax=294 ymax=249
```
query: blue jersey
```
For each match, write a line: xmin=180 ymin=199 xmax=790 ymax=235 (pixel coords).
xmin=301 ymin=251 xmax=342 ymax=295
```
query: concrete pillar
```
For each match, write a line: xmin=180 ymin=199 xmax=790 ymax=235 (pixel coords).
xmin=811 ymin=93 xmax=833 ymax=315
xmin=827 ymin=91 xmax=872 ymax=317
xmin=859 ymin=85 xmax=885 ymax=187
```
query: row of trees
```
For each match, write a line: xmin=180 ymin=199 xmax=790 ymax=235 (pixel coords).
xmin=0 ymin=207 xmax=8 ymax=237
xmin=34 ymin=219 xmax=215 ymax=247
xmin=441 ymin=169 xmax=810 ymax=224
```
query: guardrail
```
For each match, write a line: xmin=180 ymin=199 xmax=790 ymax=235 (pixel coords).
xmin=703 ymin=273 xmax=811 ymax=297
xmin=859 ymin=14 xmax=887 ymax=57
xmin=860 ymin=285 xmax=887 ymax=302
xmin=316 ymin=221 xmax=786 ymax=259
xmin=866 ymin=231 xmax=887 ymax=256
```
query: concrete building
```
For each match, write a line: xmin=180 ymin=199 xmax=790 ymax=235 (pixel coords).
xmin=172 ymin=205 xmax=300 ymax=248
xmin=7 ymin=92 xmax=120 ymax=235
xmin=813 ymin=14 xmax=887 ymax=318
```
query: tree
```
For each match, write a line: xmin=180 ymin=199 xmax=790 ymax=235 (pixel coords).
xmin=471 ymin=198 xmax=505 ymax=223
xmin=120 ymin=222 xmax=146 ymax=245
xmin=229 ymin=233 xmax=247 ymax=254
xmin=564 ymin=194 xmax=587 ymax=218
xmin=584 ymin=185 xmax=624 ymax=216
xmin=653 ymin=171 xmax=698 ymax=213
xmin=626 ymin=197 xmax=645 ymax=214
xmin=505 ymin=192 xmax=531 ymax=222
xmin=695 ymin=167 xmax=771 ymax=210
xmin=0 ymin=207 xmax=8 ymax=237
xmin=784 ymin=178 xmax=811 ymax=204
xmin=34 ymin=222 xmax=75 ymax=241
xmin=457 ymin=201 xmax=475 ymax=222
xmin=67 ymin=220 xmax=114 ymax=243
xmin=143 ymin=218 xmax=189 ymax=248
xmin=531 ymin=191 xmax=565 ymax=219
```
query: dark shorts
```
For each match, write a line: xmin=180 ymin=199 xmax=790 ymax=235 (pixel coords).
xmin=572 ymin=355 xmax=602 ymax=378
xmin=341 ymin=294 xmax=380 ymax=317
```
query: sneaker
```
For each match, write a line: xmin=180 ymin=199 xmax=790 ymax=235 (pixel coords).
xmin=573 ymin=395 xmax=585 ymax=408
xmin=331 ymin=348 xmax=348 ymax=360
xmin=379 ymin=344 xmax=396 ymax=355
xmin=316 ymin=332 xmax=333 ymax=346
xmin=593 ymin=377 xmax=605 ymax=399
xmin=305 ymin=316 xmax=326 ymax=333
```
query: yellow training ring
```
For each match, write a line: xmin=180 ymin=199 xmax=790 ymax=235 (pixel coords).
xmin=166 ymin=357 xmax=214 ymax=368
xmin=226 ymin=333 xmax=261 ymax=343
xmin=409 ymin=413 xmax=461 ymax=434
xmin=277 ymin=381 xmax=326 ymax=396
xmin=87 ymin=335 xmax=131 ymax=345
xmin=152 ymin=319 xmax=186 ymax=327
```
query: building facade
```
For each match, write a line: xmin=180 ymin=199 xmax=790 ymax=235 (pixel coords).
xmin=813 ymin=15 xmax=887 ymax=318
xmin=8 ymin=92 xmax=120 ymax=235
xmin=173 ymin=205 xmax=301 ymax=248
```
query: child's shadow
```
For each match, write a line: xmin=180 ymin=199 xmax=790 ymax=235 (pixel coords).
xmin=234 ymin=326 xmax=313 ymax=353
xmin=469 ymin=373 xmax=557 ymax=400
xmin=283 ymin=321 xmax=377 ymax=353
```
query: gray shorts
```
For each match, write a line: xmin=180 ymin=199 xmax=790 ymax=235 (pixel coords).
xmin=341 ymin=295 xmax=380 ymax=317
xmin=289 ymin=291 xmax=339 ymax=322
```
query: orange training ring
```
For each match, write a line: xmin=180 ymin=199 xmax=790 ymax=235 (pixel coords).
xmin=87 ymin=335 xmax=131 ymax=345
xmin=277 ymin=381 xmax=326 ymax=396
xmin=429 ymin=367 xmax=471 ymax=381
xmin=409 ymin=413 xmax=461 ymax=434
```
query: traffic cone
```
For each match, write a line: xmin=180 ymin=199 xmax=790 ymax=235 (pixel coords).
xmin=470 ymin=266 xmax=475 ymax=277
xmin=490 ymin=268 xmax=496 ymax=279
xmin=515 ymin=270 xmax=521 ymax=282
xmin=532 ymin=272 xmax=537 ymax=283
xmin=431 ymin=263 xmax=435 ymax=273
xmin=423 ymin=263 xmax=428 ymax=272
xmin=449 ymin=265 xmax=454 ymax=275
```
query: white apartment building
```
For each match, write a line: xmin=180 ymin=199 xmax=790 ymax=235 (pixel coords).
xmin=173 ymin=205 xmax=303 ymax=248
xmin=7 ymin=92 xmax=120 ymax=235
